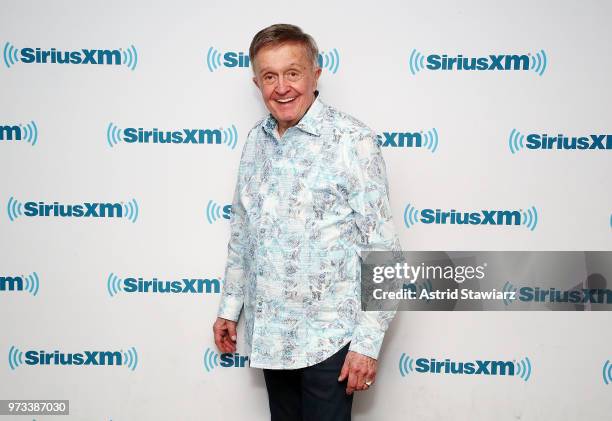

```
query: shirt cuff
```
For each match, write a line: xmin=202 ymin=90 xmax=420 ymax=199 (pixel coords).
xmin=217 ymin=295 xmax=243 ymax=322
xmin=348 ymin=330 xmax=385 ymax=360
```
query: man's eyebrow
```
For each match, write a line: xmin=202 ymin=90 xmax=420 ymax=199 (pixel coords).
xmin=258 ymin=63 xmax=306 ymax=74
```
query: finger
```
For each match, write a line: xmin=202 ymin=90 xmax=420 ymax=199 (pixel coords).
xmin=227 ymin=322 xmax=238 ymax=343
xmin=220 ymin=335 xmax=229 ymax=353
xmin=222 ymin=333 xmax=235 ymax=353
xmin=355 ymin=369 xmax=365 ymax=392
xmin=346 ymin=368 xmax=358 ymax=395
xmin=367 ymin=370 xmax=377 ymax=386
xmin=338 ymin=359 xmax=350 ymax=382
xmin=213 ymin=326 xmax=226 ymax=352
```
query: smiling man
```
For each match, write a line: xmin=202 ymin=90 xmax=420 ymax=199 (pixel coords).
xmin=213 ymin=24 xmax=402 ymax=421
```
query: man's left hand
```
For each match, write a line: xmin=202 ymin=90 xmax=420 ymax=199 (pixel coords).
xmin=338 ymin=351 xmax=377 ymax=395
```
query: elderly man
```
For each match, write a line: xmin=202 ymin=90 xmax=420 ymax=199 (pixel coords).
xmin=213 ymin=24 xmax=402 ymax=421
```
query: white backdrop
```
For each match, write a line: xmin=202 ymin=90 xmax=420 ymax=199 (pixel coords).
xmin=1 ymin=0 xmax=611 ymax=420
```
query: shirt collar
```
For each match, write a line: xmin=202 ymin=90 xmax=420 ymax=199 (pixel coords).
xmin=262 ymin=93 xmax=325 ymax=138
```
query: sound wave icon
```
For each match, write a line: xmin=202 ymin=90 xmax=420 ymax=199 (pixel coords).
xmin=7 ymin=196 xmax=23 ymax=222
xmin=521 ymin=206 xmax=538 ymax=231
xmin=206 ymin=47 xmax=223 ymax=72
xmin=206 ymin=200 xmax=225 ymax=224
xmin=403 ymin=203 xmax=420 ymax=229
xmin=3 ymin=42 xmax=20 ymax=68
xmin=203 ymin=348 xmax=220 ymax=372
xmin=508 ymin=129 xmax=526 ymax=154
xmin=122 ymin=347 xmax=138 ymax=371
xmin=514 ymin=357 xmax=532 ymax=381
xmin=502 ymin=281 xmax=517 ymax=306
xmin=409 ymin=49 xmax=425 ymax=75
xmin=107 ymin=273 xmax=123 ymax=297
xmin=6 ymin=121 xmax=39 ymax=146
xmin=398 ymin=353 xmax=414 ymax=377
xmin=121 ymin=45 xmax=138 ymax=71
xmin=318 ymin=49 xmax=340 ymax=74
xmin=122 ymin=199 xmax=139 ymax=223
xmin=107 ymin=122 xmax=123 ymax=147
xmin=603 ymin=360 xmax=612 ymax=385
xmin=22 ymin=272 xmax=40 ymax=296
xmin=222 ymin=125 xmax=239 ymax=150
xmin=8 ymin=345 xmax=24 ymax=370
xmin=529 ymin=49 xmax=547 ymax=76
xmin=422 ymin=128 xmax=439 ymax=153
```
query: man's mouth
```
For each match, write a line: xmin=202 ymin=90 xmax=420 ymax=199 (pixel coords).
xmin=275 ymin=97 xmax=296 ymax=104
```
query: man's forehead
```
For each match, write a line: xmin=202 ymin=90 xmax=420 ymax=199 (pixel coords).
xmin=253 ymin=42 xmax=311 ymax=71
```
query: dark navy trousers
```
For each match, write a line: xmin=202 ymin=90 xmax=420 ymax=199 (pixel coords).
xmin=262 ymin=342 xmax=354 ymax=421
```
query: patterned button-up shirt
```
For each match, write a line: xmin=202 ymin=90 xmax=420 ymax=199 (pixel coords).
xmin=217 ymin=96 xmax=402 ymax=369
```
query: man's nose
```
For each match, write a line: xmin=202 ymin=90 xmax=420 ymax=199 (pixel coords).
xmin=274 ymin=75 xmax=290 ymax=94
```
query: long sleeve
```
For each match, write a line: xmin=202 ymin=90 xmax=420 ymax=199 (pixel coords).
xmin=216 ymin=150 xmax=250 ymax=322
xmin=344 ymin=131 xmax=402 ymax=359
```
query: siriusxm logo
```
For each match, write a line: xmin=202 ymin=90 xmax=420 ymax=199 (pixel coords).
xmin=376 ymin=128 xmax=439 ymax=153
xmin=509 ymin=129 xmax=612 ymax=153
xmin=403 ymin=204 xmax=538 ymax=231
xmin=203 ymin=348 xmax=248 ymax=372
xmin=502 ymin=282 xmax=612 ymax=305
xmin=0 ymin=121 xmax=38 ymax=146
xmin=399 ymin=354 xmax=532 ymax=381
xmin=206 ymin=200 xmax=231 ymax=224
xmin=317 ymin=49 xmax=340 ymax=74
xmin=107 ymin=123 xmax=238 ymax=150
xmin=206 ymin=46 xmax=340 ymax=74
xmin=7 ymin=197 xmax=139 ymax=223
xmin=409 ymin=49 xmax=547 ymax=76
xmin=106 ymin=273 xmax=221 ymax=297
xmin=604 ymin=360 xmax=612 ymax=385
xmin=8 ymin=346 xmax=138 ymax=370
xmin=0 ymin=272 xmax=40 ymax=296
xmin=3 ymin=42 xmax=138 ymax=70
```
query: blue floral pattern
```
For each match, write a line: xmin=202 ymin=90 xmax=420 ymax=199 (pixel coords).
xmin=217 ymin=96 xmax=402 ymax=369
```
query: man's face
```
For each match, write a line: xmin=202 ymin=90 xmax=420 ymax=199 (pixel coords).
xmin=252 ymin=42 xmax=321 ymax=132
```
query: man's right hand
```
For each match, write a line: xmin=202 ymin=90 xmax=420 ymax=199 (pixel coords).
xmin=213 ymin=317 xmax=238 ymax=353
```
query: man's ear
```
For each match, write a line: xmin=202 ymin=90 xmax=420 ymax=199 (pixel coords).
xmin=252 ymin=76 xmax=260 ymax=89
xmin=313 ymin=67 xmax=322 ymax=91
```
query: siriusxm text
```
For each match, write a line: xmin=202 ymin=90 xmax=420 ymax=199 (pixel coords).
xmin=19 ymin=48 xmax=122 ymax=65
xmin=24 ymin=350 xmax=124 ymax=366
xmin=518 ymin=287 xmax=612 ymax=304
xmin=415 ymin=358 xmax=515 ymax=375
xmin=376 ymin=132 xmax=422 ymax=148
xmin=421 ymin=209 xmax=520 ymax=225
xmin=0 ymin=125 xmax=21 ymax=140
xmin=220 ymin=353 xmax=249 ymax=367
xmin=123 ymin=128 xmax=223 ymax=144
xmin=22 ymin=202 xmax=123 ymax=218
xmin=123 ymin=277 xmax=220 ymax=294
xmin=0 ymin=276 xmax=23 ymax=291
xmin=427 ymin=54 xmax=529 ymax=71
xmin=526 ymin=134 xmax=612 ymax=150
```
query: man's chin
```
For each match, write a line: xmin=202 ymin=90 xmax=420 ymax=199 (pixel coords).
xmin=275 ymin=115 xmax=297 ymax=127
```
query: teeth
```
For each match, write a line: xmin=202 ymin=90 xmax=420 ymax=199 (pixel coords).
xmin=277 ymin=97 xmax=295 ymax=103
